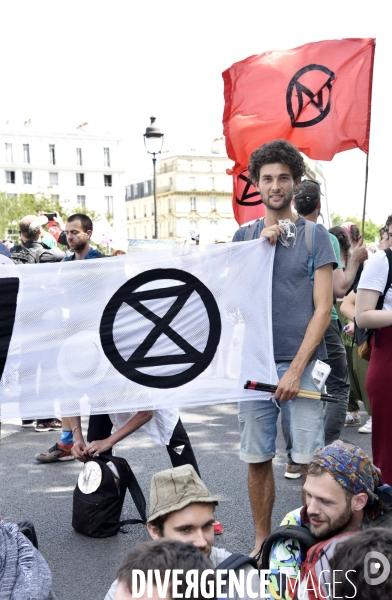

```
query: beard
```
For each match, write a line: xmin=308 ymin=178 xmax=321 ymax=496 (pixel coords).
xmin=309 ymin=502 xmax=354 ymax=540
xmin=69 ymin=240 xmax=88 ymax=253
xmin=262 ymin=192 xmax=293 ymax=212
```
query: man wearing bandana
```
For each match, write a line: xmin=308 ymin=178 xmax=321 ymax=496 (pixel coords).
xmin=268 ymin=440 xmax=392 ymax=598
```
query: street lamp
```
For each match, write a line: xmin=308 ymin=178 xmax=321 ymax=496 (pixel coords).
xmin=144 ymin=116 xmax=164 ymax=239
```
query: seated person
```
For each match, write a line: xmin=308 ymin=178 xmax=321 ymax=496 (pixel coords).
xmin=329 ymin=527 xmax=392 ymax=599
xmin=0 ymin=519 xmax=57 ymax=599
xmin=105 ymin=464 xmax=258 ymax=600
xmin=113 ymin=538 xmax=213 ymax=600
xmin=268 ymin=440 xmax=391 ymax=599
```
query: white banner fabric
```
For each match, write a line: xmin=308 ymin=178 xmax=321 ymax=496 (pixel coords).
xmin=0 ymin=239 xmax=278 ymax=420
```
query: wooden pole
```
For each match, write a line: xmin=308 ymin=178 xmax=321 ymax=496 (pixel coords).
xmin=361 ymin=152 xmax=369 ymax=239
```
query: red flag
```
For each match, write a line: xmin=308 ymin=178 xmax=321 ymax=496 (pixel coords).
xmin=223 ymin=38 xmax=375 ymax=175
xmin=233 ymin=170 xmax=265 ymax=225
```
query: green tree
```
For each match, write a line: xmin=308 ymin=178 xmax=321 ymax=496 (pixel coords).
xmin=330 ymin=212 xmax=382 ymax=244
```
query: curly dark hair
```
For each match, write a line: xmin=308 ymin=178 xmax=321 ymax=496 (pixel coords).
xmin=329 ymin=528 xmax=392 ymax=600
xmin=248 ymin=139 xmax=306 ymax=185
xmin=329 ymin=226 xmax=351 ymax=268
xmin=385 ymin=214 xmax=392 ymax=228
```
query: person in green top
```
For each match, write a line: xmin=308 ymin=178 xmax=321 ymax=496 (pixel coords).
xmin=330 ymin=226 xmax=372 ymax=434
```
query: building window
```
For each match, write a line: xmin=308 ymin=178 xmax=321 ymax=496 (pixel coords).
xmin=169 ymin=177 xmax=173 ymax=190
xmin=208 ymin=160 xmax=213 ymax=171
xmin=144 ymin=204 xmax=147 ymax=217
xmin=76 ymin=148 xmax=82 ymax=166
xmin=169 ymin=221 xmax=173 ymax=237
xmin=133 ymin=207 xmax=137 ymax=219
xmin=5 ymin=143 xmax=13 ymax=163
xmin=104 ymin=174 xmax=112 ymax=187
xmin=210 ymin=219 xmax=218 ymax=227
xmin=23 ymin=144 xmax=30 ymax=164
xmin=134 ymin=227 xmax=137 ymax=238
xmin=190 ymin=176 xmax=195 ymax=189
xmin=49 ymin=172 xmax=58 ymax=186
xmin=190 ymin=197 xmax=196 ymax=210
xmin=76 ymin=173 xmax=85 ymax=186
xmin=51 ymin=195 xmax=60 ymax=202
xmin=151 ymin=204 xmax=154 ymax=216
xmin=189 ymin=161 xmax=193 ymax=171
xmin=189 ymin=219 xmax=197 ymax=229
xmin=104 ymin=147 xmax=110 ymax=167
xmin=105 ymin=196 xmax=114 ymax=215
xmin=77 ymin=195 xmax=86 ymax=209
xmin=5 ymin=171 xmax=15 ymax=184
xmin=144 ymin=225 xmax=147 ymax=239
xmin=133 ymin=184 xmax=138 ymax=197
xmin=168 ymin=198 xmax=172 ymax=213
xmin=144 ymin=181 xmax=148 ymax=195
xmin=163 ymin=163 xmax=167 ymax=173
xmin=209 ymin=177 xmax=215 ymax=189
xmin=23 ymin=171 xmax=32 ymax=184
xmin=49 ymin=144 xmax=56 ymax=165
xmin=210 ymin=197 xmax=216 ymax=210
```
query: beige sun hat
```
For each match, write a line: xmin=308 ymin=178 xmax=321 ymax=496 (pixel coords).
xmin=148 ymin=464 xmax=219 ymax=522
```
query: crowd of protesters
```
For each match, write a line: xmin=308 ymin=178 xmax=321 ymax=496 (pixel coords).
xmin=1 ymin=139 xmax=392 ymax=599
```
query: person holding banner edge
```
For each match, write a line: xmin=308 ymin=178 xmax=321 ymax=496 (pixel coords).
xmin=232 ymin=139 xmax=336 ymax=557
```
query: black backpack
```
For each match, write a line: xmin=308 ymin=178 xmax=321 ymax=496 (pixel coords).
xmin=72 ymin=455 xmax=147 ymax=538
xmin=18 ymin=520 xmax=39 ymax=549
xmin=10 ymin=244 xmax=47 ymax=265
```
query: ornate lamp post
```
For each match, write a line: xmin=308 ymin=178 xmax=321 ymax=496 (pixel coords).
xmin=143 ymin=116 xmax=164 ymax=239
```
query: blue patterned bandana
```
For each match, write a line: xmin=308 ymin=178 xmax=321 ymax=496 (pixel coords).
xmin=312 ymin=440 xmax=382 ymax=503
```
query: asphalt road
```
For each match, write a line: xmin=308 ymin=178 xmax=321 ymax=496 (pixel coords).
xmin=0 ymin=403 xmax=372 ymax=600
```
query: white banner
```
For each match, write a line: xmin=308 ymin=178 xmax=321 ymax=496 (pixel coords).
xmin=0 ymin=240 xmax=277 ymax=420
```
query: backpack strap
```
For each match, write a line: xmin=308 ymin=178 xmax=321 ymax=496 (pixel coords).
xmin=244 ymin=220 xmax=261 ymax=241
xmin=304 ymin=220 xmax=316 ymax=287
xmin=119 ymin=460 xmax=147 ymax=526
xmin=260 ymin=524 xmax=318 ymax=570
xmin=216 ymin=553 xmax=258 ymax=577
xmin=376 ymin=248 xmax=392 ymax=310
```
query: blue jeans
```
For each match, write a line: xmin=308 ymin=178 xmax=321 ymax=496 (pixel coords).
xmin=238 ymin=360 xmax=325 ymax=464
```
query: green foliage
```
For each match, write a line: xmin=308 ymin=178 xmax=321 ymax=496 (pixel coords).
xmin=0 ymin=192 xmax=62 ymax=241
xmin=0 ymin=194 xmax=109 ymax=253
xmin=330 ymin=212 xmax=383 ymax=243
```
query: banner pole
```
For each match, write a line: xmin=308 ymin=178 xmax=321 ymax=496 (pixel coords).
xmin=361 ymin=152 xmax=369 ymax=239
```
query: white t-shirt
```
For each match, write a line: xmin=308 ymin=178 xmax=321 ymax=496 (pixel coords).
xmin=358 ymin=250 xmax=392 ymax=310
xmin=109 ymin=408 xmax=179 ymax=446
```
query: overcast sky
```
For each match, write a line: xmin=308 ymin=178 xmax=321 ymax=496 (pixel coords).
xmin=1 ymin=0 xmax=389 ymax=225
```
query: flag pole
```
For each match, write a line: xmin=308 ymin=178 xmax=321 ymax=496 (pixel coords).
xmin=361 ymin=152 xmax=369 ymax=239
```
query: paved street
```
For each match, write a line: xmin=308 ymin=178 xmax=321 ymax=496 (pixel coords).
xmin=0 ymin=403 xmax=371 ymax=600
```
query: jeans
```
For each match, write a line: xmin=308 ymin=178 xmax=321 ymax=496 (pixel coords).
xmin=323 ymin=319 xmax=350 ymax=445
xmin=238 ymin=360 xmax=324 ymax=464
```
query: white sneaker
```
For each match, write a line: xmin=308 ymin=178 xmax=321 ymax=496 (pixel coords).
xmin=358 ymin=417 xmax=372 ymax=434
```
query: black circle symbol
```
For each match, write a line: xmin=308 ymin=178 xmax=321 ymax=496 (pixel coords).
xmin=286 ymin=64 xmax=335 ymax=128
xmin=100 ymin=268 xmax=221 ymax=389
xmin=236 ymin=171 xmax=262 ymax=206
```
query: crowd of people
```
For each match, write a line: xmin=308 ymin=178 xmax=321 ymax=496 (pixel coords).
xmin=1 ymin=138 xmax=392 ymax=599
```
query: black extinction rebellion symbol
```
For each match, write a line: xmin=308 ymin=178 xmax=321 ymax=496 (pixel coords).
xmin=236 ymin=172 xmax=262 ymax=206
xmin=286 ymin=64 xmax=335 ymax=128
xmin=100 ymin=268 xmax=221 ymax=389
